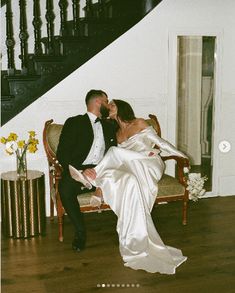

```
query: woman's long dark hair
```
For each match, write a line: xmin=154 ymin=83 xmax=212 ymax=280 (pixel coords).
xmin=113 ymin=99 xmax=136 ymax=122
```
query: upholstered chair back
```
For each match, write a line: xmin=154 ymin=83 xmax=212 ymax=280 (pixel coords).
xmin=45 ymin=123 xmax=63 ymax=155
xmin=44 ymin=115 xmax=161 ymax=157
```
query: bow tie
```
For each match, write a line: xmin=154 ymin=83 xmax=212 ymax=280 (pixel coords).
xmin=95 ymin=117 xmax=101 ymax=123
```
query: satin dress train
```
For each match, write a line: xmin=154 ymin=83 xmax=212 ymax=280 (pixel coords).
xmin=89 ymin=126 xmax=187 ymax=274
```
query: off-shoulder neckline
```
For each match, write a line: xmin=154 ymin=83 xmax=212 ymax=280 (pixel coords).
xmin=118 ymin=126 xmax=153 ymax=144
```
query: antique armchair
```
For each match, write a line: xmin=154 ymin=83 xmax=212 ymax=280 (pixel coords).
xmin=43 ymin=115 xmax=190 ymax=242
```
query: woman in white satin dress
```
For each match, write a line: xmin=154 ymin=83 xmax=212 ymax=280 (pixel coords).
xmin=69 ymin=99 xmax=188 ymax=274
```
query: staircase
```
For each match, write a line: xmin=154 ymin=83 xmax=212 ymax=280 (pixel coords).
xmin=1 ymin=0 xmax=162 ymax=125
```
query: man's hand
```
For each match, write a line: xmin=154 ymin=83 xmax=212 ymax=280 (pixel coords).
xmin=83 ymin=168 xmax=97 ymax=180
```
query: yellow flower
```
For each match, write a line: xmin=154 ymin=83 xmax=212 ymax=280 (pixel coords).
xmin=28 ymin=131 xmax=36 ymax=138
xmin=29 ymin=138 xmax=39 ymax=145
xmin=18 ymin=140 xmax=25 ymax=149
xmin=1 ymin=137 xmax=7 ymax=144
xmin=28 ymin=144 xmax=38 ymax=153
xmin=7 ymin=132 xmax=18 ymax=141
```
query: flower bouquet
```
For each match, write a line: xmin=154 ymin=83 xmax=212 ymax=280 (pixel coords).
xmin=1 ymin=131 xmax=39 ymax=178
xmin=183 ymin=167 xmax=208 ymax=202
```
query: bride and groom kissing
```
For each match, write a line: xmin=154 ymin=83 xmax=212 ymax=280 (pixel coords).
xmin=56 ymin=89 xmax=188 ymax=274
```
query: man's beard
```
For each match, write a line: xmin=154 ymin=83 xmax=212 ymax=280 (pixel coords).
xmin=100 ymin=105 xmax=110 ymax=119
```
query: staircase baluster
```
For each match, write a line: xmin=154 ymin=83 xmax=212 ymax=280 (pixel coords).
xmin=72 ymin=0 xmax=80 ymax=36
xmin=19 ymin=0 xmax=29 ymax=74
xmin=98 ymin=0 xmax=105 ymax=18
xmin=46 ymin=0 xmax=55 ymax=55
xmin=33 ymin=0 xmax=43 ymax=55
xmin=85 ymin=0 xmax=93 ymax=18
xmin=5 ymin=0 xmax=15 ymax=75
xmin=59 ymin=0 xmax=68 ymax=36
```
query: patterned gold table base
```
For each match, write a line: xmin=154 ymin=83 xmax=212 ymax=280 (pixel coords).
xmin=1 ymin=170 xmax=46 ymax=239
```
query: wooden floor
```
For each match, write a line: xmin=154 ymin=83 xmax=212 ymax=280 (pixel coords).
xmin=1 ymin=196 xmax=235 ymax=293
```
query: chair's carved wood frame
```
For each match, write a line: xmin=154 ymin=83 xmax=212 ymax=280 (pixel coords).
xmin=43 ymin=115 xmax=190 ymax=242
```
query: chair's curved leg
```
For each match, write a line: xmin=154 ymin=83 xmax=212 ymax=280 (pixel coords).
xmin=182 ymin=190 xmax=188 ymax=225
xmin=57 ymin=207 xmax=64 ymax=242
xmin=182 ymin=201 xmax=187 ymax=225
xmin=49 ymin=170 xmax=55 ymax=221
xmin=55 ymin=179 xmax=64 ymax=242
xmin=50 ymin=196 xmax=54 ymax=221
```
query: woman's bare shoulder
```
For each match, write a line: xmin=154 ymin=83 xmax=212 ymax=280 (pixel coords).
xmin=134 ymin=118 xmax=149 ymax=129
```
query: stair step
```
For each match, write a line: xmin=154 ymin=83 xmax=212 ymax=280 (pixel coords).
xmin=1 ymin=72 xmax=11 ymax=95
xmin=1 ymin=95 xmax=16 ymax=125
xmin=5 ymin=74 xmax=40 ymax=81
xmin=4 ymin=75 xmax=41 ymax=105
xmin=26 ymin=54 xmax=67 ymax=77
xmin=28 ymin=55 xmax=66 ymax=62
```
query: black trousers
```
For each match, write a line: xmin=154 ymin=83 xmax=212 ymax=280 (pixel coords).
xmin=58 ymin=165 xmax=96 ymax=241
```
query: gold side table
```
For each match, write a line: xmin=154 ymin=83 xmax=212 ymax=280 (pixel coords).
xmin=1 ymin=170 xmax=46 ymax=239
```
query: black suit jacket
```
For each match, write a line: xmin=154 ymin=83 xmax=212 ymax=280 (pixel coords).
xmin=57 ymin=113 xmax=117 ymax=177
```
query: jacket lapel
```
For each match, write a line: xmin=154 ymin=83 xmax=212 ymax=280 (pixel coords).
xmin=101 ymin=119 xmax=116 ymax=151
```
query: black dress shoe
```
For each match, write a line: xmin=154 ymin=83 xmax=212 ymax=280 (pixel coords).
xmin=72 ymin=236 xmax=86 ymax=252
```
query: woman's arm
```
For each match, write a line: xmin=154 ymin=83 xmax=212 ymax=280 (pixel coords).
xmin=147 ymin=127 xmax=188 ymax=158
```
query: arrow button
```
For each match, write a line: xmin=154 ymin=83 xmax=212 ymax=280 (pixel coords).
xmin=219 ymin=141 xmax=231 ymax=153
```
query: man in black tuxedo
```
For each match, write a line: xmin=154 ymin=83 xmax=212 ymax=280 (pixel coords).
xmin=57 ymin=90 xmax=117 ymax=251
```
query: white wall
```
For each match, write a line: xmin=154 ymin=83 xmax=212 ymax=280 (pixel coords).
xmin=1 ymin=0 xmax=235 ymax=216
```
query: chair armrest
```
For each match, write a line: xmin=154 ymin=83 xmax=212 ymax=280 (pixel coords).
xmin=161 ymin=156 xmax=190 ymax=187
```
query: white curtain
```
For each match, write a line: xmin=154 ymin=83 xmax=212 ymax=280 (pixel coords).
xmin=177 ymin=36 xmax=202 ymax=165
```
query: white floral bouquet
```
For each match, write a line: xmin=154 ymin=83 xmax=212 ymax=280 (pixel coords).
xmin=183 ymin=167 xmax=208 ymax=202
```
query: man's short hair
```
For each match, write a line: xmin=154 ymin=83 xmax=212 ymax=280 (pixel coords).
xmin=85 ymin=89 xmax=107 ymax=105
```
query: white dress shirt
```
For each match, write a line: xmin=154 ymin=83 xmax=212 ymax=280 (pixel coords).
xmin=82 ymin=112 xmax=105 ymax=165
